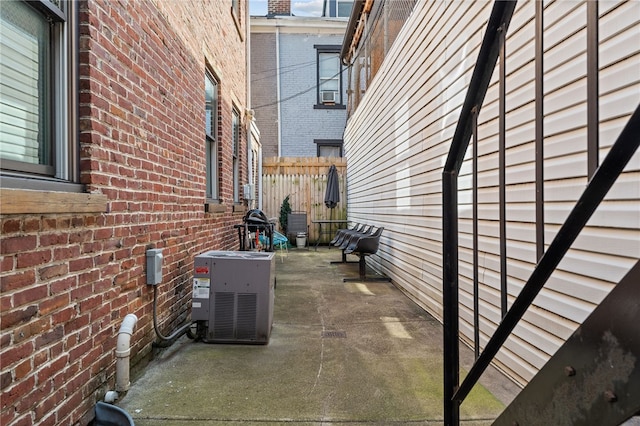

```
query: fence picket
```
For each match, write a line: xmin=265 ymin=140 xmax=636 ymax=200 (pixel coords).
xmin=262 ymin=157 xmax=347 ymax=243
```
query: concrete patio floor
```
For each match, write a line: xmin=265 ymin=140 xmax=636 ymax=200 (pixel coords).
xmin=117 ymin=247 xmax=519 ymax=425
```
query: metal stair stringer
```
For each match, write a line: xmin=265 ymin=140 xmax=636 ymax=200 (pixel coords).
xmin=494 ymin=260 xmax=640 ymax=426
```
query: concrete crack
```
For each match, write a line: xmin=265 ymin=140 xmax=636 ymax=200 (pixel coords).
xmin=308 ymin=292 xmax=326 ymax=397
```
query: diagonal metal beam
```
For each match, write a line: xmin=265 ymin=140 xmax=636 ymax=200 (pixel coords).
xmin=494 ymin=260 xmax=640 ymax=426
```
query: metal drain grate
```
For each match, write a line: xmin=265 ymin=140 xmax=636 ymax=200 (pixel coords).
xmin=322 ymin=330 xmax=347 ymax=338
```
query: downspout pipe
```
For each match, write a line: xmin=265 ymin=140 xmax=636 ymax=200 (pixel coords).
xmin=276 ymin=24 xmax=282 ymax=156
xmin=115 ymin=314 xmax=138 ymax=392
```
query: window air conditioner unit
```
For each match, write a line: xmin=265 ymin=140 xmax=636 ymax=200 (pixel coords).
xmin=321 ymin=90 xmax=337 ymax=103
xmin=243 ymin=183 xmax=255 ymax=200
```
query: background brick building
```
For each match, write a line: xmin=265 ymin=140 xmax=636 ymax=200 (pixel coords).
xmin=0 ymin=0 xmax=251 ymax=424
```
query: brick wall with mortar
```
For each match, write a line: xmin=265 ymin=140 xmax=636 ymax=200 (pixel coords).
xmin=268 ymin=0 xmax=291 ymax=16
xmin=251 ymin=32 xmax=279 ymax=158
xmin=279 ymin=33 xmax=347 ymax=157
xmin=0 ymin=1 xmax=248 ymax=425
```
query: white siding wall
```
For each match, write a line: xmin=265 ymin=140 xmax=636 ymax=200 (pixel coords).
xmin=344 ymin=0 xmax=639 ymax=386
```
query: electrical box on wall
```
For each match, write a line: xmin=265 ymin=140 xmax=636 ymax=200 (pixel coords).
xmin=243 ymin=184 xmax=255 ymax=200
xmin=146 ymin=249 xmax=163 ymax=285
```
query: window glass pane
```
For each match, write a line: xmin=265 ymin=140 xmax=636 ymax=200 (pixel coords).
xmin=320 ymin=79 xmax=339 ymax=92
xmin=232 ymin=109 xmax=240 ymax=203
xmin=337 ymin=0 xmax=353 ymax=18
xmin=319 ymin=145 xmax=341 ymax=158
xmin=0 ymin=0 xmax=51 ymax=166
xmin=319 ymin=53 xmax=338 ymax=76
xmin=205 ymin=73 xmax=218 ymax=199
xmin=319 ymin=52 xmax=340 ymax=102
xmin=206 ymin=135 xmax=214 ymax=198
xmin=232 ymin=109 xmax=240 ymax=157
xmin=205 ymin=74 xmax=217 ymax=138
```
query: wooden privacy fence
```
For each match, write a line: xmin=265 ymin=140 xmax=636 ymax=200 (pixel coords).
xmin=262 ymin=157 xmax=347 ymax=244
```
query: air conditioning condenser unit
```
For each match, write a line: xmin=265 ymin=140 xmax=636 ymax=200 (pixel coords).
xmin=192 ymin=251 xmax=275 ymax=344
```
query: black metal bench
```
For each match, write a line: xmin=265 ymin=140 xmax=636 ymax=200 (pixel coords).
xmin=330 ymin=222 xmax=361 ymax=246
xmin=338 ymin=225 xmax=373 ymax=250
xmin=340 ymin=227 xmax=391 ymax=283
xmin=330 ymin=224 xmax=372 ymax=264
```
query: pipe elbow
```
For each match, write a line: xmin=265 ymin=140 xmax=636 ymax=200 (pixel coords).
xmin=119 ymin=313 xmax=138 ymax=335
xmin=116 ymin=314 xmax=138 ymax=357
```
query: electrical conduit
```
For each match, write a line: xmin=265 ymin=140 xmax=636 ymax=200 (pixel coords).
xmin=152 ymin=285 xmax=193 ymax=346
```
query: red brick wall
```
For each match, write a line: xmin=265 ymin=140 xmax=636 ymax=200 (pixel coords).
xmin=0 ymin=1 xmax=248 ymax=425
xmin=268 ymin=0 xmax=291 ymax=15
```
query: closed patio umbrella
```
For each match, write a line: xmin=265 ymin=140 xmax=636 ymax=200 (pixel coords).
xmin=324 ymin=164 xmax=340 ymax=209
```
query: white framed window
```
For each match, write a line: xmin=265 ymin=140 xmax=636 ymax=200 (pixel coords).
xmin=319 ymin=52 xmax=340 ymax=103
xmin=205 ymin=71 xmax=219 ymax=200
xmin=232 ymin=107 xmax=240 ymax=203
xmin=323 ymin=0 xmax=354 ymax=18
xmin=315 ymin=45 xmax=344 ymax=108
xmin=0 ymin=0 xmax=79 ymax=190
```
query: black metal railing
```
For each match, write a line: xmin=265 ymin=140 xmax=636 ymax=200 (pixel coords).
xmin=442 ymin=1 xmax=640 ymax=424
xmin=442 ymin=3 xmax=516 ymax=424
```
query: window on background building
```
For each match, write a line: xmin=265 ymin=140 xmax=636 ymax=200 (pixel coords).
xmin=337 ymin=0 xmax=354 ymax=18
xmin=315 ymin=139 xmax=343 ymax=157
xmin=315 ymin=45 xmax=343 ymax=108
xmin=232 ymin=107 xmax=240 ymax=203
xmin=205 ymin=71 xmax=219 ymax=200
xmin=323 ymin=0 xmax=354 ymax=18
xmin=0 ymin=0 xmax=79 ymax=190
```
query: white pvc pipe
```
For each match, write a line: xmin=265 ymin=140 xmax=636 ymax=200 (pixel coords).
xmin=115 ymin=314 xmax=138 ymax=392
xmin=276 ymin=24 xmax=282 ymax=157
xmin=104 ymin=390 xmax=118 ymax=403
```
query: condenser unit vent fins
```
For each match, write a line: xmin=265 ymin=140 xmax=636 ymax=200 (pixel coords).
xmin=213 ymin=292 xmax=235 ymax=339
xmin=236 ymin=293 xmax=258 ymax=340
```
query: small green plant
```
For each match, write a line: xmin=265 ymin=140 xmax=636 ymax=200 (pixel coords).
xmin=279 ymin=195 xmax=291 ymax=233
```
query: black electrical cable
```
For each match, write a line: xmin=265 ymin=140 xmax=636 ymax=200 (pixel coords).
xmin=253 ymin=68 xmax=346 ymax=110
xmin=152 ymin=284 xmax=193 ymax=347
